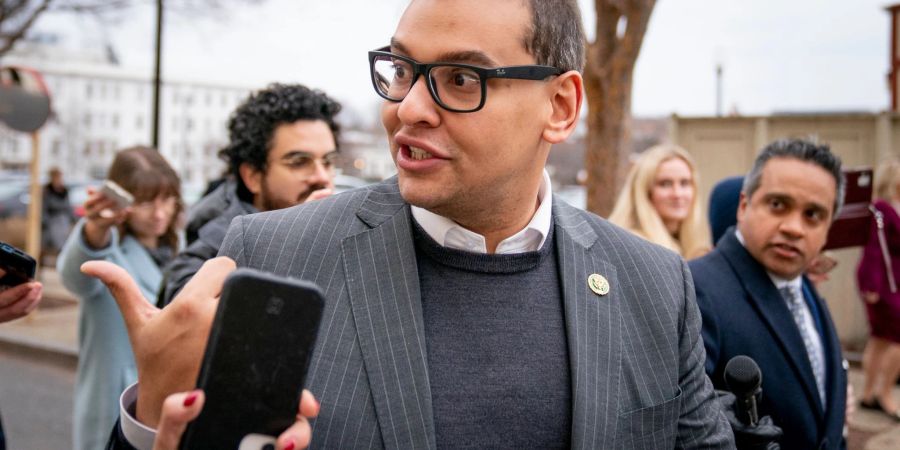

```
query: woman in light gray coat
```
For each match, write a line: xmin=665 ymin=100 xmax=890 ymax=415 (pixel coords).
xmin=58 ymin=147 xmax=182 ymax=450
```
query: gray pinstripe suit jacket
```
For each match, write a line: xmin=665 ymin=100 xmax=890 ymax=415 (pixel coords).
xmin=218 ymin=178 xmax=734 ymax=449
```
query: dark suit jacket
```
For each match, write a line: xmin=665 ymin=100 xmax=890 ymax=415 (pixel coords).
xmin=111 ymin=178 xmax=734 ymax=449
xmin=157 ymin=180 xmax=256 ymax=307
xmin=690 ymin=229 xmax=847 ymax=450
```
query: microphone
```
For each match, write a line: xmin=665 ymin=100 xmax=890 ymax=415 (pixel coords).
xmin=725 ymin=355 xmax=762 ymax=427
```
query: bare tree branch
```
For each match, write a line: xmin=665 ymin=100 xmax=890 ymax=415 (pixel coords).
xmin=1 ymin=1 xmax=32 ymax=23
xmin=0 ymin=0 xmax=54 ymax=57
xmin=0 ymin=0 xmax=266 ymax=59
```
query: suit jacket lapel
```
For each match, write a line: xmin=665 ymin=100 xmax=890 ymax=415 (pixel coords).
xmin=718 ymin=231 xmax=825 ymax=419
xmin=554 ymin=199 xmax=621 ymax=449
xmin=342 ymin=181 xmax=436 ymax=450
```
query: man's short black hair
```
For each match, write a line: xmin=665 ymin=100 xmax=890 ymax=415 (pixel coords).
xmin=219 ymin=83 xmax=341 ymax=188
xmin=742 ymin=138 xmax=845 ymax=217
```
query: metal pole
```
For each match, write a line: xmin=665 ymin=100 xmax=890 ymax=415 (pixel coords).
xmin=25 ymin=131 xmax=42 ymax=266
xmin=716 ymin=64 xmax=723 ymax=117
xmin=151 ymin=0 xmax=164 ymax=149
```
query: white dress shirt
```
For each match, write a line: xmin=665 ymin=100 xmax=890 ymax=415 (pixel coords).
xmin=411 ymin=169 xmax=553 ymax=254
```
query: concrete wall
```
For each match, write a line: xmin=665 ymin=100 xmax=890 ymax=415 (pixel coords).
xmin=671 ymin=112 xmax=898 ymax=349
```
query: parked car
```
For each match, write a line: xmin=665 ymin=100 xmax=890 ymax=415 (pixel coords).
xmin=0 ymin=177 xmax=97 ymax=248
xmin=0 ymin=178 xmax=96 ymax=219
xmin=0 ymin=179 xmax=30 ymax=219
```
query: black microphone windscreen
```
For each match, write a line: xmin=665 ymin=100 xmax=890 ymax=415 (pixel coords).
xmin=724 ymin=355 xmax=762 ymax=395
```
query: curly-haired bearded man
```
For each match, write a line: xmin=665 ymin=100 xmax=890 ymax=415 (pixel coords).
xmin=157 ymin=83 xmax=341 ymax=306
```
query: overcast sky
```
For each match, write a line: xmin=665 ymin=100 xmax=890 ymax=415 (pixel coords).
xmin=36 ymin=0 xmax=890 ymax=121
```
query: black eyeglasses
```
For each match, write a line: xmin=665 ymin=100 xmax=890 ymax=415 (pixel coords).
xmin=368 ymin=46 xmax=563 ymax=113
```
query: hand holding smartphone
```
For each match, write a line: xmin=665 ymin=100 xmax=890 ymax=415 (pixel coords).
xmin=97 ymin=180 xmax=134 ymax=218
xmin=0 ymin=241 xmax=36 ymax=288
xmin=179 ymin=268 xmax=325 ymax=450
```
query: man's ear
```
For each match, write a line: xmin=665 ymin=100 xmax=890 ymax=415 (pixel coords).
xmin=542 ymin=70 xmax=583 ymax=144
xmin=736 ymin=192 xmax=748 ymax=224
xmin=239 ymin=162 xmax=263 ymax=195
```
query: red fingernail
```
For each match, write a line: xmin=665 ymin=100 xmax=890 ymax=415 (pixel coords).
xmin=284 ymin=442 xmax=295 ymax=450
xmin=184 ymin=392 xmax=198 ymax=407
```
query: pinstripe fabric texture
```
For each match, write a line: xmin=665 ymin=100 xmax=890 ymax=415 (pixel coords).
xmin=218 ymin=178 xmax=734 ymax=449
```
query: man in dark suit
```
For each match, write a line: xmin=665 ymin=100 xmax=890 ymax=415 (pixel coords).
xmin=690 ymin=138 xmax=848 ymax=449
xmin=86 ymin=0 xmax=734 ymax=448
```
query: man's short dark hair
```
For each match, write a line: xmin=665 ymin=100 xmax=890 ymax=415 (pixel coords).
xmin=525 ymin=0 xmax=585 ymax=73
xmin=219 ymin=83 xmax=341 ymax=184
xmin=742 ymin=138 xmax=845 ymax=217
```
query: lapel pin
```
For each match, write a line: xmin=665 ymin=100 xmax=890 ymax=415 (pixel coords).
xmin=588 ymin=274 xmax=610 ymax=296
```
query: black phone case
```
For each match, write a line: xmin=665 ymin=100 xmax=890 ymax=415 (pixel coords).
xmin=179 ymin=268 xmax=325 ymax=450
xmin=0 ymin=241 xmax=36 ymax=287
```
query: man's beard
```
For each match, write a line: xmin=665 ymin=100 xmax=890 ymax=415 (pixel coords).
xmin=258 ymin=180 xmax=328 ymax=212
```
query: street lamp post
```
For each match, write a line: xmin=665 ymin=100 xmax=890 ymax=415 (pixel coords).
xmin=151 ymin=0 xmax=164 ymax=149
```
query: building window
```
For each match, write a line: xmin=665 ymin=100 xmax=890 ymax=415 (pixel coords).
xmin=112 ymin=114 xmax=119 ymax=129
xmin=136 ymin=115 xmax=144 ymax=130
xmin=85 ymin=82 xmax=93 ymax=98
xmin=84 ymin=113 xmax=92 ymax=128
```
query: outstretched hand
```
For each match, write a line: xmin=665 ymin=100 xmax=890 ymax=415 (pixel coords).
xmin=81 ymin=257 xmax=236 ymax=428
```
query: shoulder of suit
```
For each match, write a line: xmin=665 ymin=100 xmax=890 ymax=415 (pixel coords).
xmin=236 ymin=181 xmax=385 ymax=229
xmin=554 ymin=204 xmax=685 ymax=270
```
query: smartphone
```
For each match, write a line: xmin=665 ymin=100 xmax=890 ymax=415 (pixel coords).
xmin=99 ymin=180 xmax=134 ymax=209
xmin=179 ymin=268 xmax=325 ymax=450
xmin=0 ymin=241 xmax=36 ymax=287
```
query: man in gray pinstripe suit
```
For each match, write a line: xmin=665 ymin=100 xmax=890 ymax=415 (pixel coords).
xmin=87 ymin=0 xmax=735 ymax=448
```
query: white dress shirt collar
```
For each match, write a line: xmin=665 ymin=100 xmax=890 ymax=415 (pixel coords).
xmin=411 ymin=170 xmax=553 ymax=254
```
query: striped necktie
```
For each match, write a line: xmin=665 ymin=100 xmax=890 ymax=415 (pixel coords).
xmin=780 ymin=285 xmax=826 ymax=406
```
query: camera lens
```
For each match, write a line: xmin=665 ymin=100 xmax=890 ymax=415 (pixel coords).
xmin=262 ymin=444 xmax=275 ymax=450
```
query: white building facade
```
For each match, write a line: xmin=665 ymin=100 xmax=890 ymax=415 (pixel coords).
xmin=0 ymin=41 xmax=251 ymax=188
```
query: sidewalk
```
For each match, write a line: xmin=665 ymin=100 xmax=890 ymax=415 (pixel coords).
xmin=0 ymin=268 xmax=78 ymax=357
xmin=1 ymin=269 xmax=899 ymax=449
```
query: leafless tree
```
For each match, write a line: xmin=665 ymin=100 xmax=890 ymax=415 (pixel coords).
xmin=584 ymin=0 xmax=656 ymax=216
xmin=0 ymin=0 xmax=263 ymax=59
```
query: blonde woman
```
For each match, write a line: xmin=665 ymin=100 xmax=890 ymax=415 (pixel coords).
xmin=609 ymin=145 xmax=711 ymax=259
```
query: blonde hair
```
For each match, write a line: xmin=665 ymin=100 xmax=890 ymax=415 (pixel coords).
xmin=608 ymin=145 xmax=711 ymax=259
xmin=874 ymin=157 xmax=900 ymax=201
